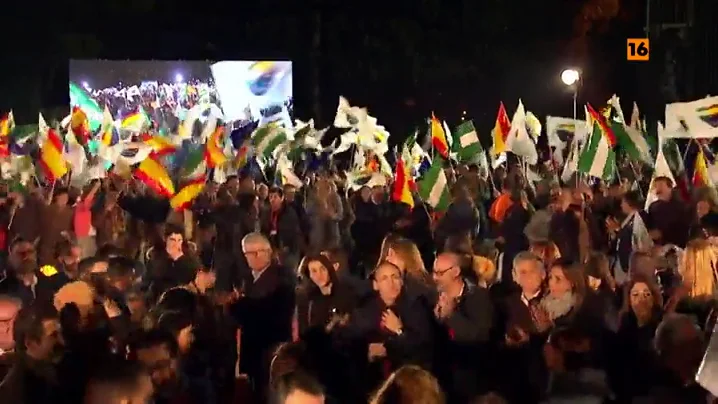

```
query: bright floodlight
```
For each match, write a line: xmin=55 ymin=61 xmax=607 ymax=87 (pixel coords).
xmin=561 ymin=69 xmax=580 ymax=86
xmin=82 ymin=81 xmax=89 ymax=89
xmin=175 ymin=73 xmax=184 ymax=83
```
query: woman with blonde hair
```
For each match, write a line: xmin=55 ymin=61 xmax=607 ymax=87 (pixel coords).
xmin=377 ymin=235 xmax=436 ymax=304
xmin=676 ymin=239 xmax=718 ymax=300
xmin=369 ymin=365 xmax=445 ymax=404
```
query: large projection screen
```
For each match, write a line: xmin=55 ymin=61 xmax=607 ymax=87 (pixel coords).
xmin=69 ymin=59 xmax=293 ymax=128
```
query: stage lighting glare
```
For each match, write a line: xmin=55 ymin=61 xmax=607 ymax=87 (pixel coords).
xmin=175 ymin=73 xmax=184 ymax=83
xmin=561 ymin=69 xmax=580 ymax=86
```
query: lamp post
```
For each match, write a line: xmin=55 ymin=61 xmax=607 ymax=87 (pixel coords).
xmin=561 ymin=69 xmax=580 ymax=120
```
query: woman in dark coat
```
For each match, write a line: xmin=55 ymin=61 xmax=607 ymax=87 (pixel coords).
xmin=294 ymin=254 xmax=358 ymax=402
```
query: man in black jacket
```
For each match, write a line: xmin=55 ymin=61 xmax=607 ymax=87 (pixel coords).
xmin=432 ymin=252 xmax=494 ymax=402
xmin=232 ymin=232 xmax=295 ymax=401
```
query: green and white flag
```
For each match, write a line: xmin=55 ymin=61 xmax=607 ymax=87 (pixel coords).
xmin=181 ymin=146 xmax=207 ymax=181
xmin=252 ymin=125 xmax=288 ymax=159
xmin=418 ymin=156 xmax=451 ymax=212
xmin=453 ymin=120 xmax=482 ymax=162
xmin=577 ymin=122 xmax=616 ymax=181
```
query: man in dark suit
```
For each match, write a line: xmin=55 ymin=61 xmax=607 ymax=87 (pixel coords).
xmin=232 ymin=232 xmax=295 ymax=401
xmin=260 ymin=187 xmax=303 ymax=274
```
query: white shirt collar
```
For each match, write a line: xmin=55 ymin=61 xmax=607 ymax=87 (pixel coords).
xmin=521 ymin=290 xmax=541 ymax=306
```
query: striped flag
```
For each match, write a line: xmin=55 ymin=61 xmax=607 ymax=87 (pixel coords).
xmin=141 ymin=133 xmax=177 ymax=157
xmin=170 ymin=179 xmax=205 ymax=211
xmin=577 ymin=122 xmax=616 ymax=180
xmin=252 ymin=125 xmax=288 ymax=159
xmin=40 ymin=129 xmax=68 ymax=182
xmin=418 ymin=156 xmax=450 ymax=212
xmin=430 ymin=112 xmax=449 ymax=158
xmin=391 ymin=158 xmax=414 ymax=209
xmin=134 ymin=157 xmax=175 ymax=198
xmin=70 ymin=106 xmax=91 ymax=145
xmin=100 ymin=107 xmax=119 ymax=147
xmin=205 ymin=126 xmax=227 ymax=168
xmin=491 ymin=102 xmax=511 ymax=156
xmin=453 ymin=120 xmax=482 ymax=162
xmin=693 ymin=148 xmax=712 ymax=187
xmin=121 ymin=109 xmax=148 ymax=132
xmin=181 ymin=146 xmax=208 ymax=181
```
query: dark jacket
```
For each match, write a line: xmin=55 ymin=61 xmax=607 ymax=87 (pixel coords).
xmin=0 ymin=354 xmax=60 ymax=404
xmin=346 ymin=291 xmax=435 ymax=394
xmin=231 ymin=264 xmax=295 ymax=389
xmin=260 ymin=204 xmax=303 ymax=256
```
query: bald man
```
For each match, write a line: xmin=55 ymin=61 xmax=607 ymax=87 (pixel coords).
xmin=432 ymin=252 xmax=494 ymax=401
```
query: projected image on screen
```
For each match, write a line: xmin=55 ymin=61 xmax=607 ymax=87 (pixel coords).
xmin=69 ymin=60 xmax=293 ymax=129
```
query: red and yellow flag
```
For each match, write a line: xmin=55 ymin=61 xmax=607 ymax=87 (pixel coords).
xmin=170 ymin=178 xmax=206 ymax=211
xmin=586 ymin=103 xmax=616 ymax=146
xmin=205 ymin=126 xmax=227 ymax=168
xmin=430 ymin=112 xmax=449 ymax=158
xmin=70 ymin=106 xmax=91 ymax=145
xmin=134 ymin=157 xmax=175 ymax=198
xmin=693 ymin=148 xmax=712 ymax=187
xmin=140 ymin=133 xmax=177 ymax=157
xmin=491 ymin=102 xmax=511 ymax=156
xmin=391 ymin=158 xmax=414 ymax=209
xmin=40 ymin=129 xmax=68 ymax=182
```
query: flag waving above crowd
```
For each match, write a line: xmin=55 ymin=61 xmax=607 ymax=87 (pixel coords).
xmin=3 ymin=89 xmax=718 ymax=213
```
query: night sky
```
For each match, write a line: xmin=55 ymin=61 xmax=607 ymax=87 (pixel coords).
xmin=1 ymin=0 xmax=648 ymax=144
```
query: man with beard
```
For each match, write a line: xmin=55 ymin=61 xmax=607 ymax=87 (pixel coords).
xmin=0 ymin=302 xmax=64 ymax=403
xmin=0 ymin=250 xmax=60 ymax=306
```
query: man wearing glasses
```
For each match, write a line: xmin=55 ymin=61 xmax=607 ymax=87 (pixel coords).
xmin=432 ymin=252 xmax=494 ymax=402
xmin=233 ymin=232 xmax=295 ymax=402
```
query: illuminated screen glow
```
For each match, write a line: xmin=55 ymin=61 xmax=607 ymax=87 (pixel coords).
xmin=69 ymin=59 xmax=293 ymax=127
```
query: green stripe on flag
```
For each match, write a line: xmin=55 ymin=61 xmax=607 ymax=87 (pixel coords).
xmin=418 ymin=157 xmax=451 ymax=212
xmin=577 ymin=123 xmax=615 ymax=180
xmin=454 ymin=120 xmax=482 ymax=162
xmin=182 ymin=146 xmax=207 ymax=180
xmin=252 ymin=126 xmax=288 ymax=158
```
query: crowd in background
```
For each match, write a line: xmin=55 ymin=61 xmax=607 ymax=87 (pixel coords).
xmin=0 ymin=158 xmax=715 ymax=403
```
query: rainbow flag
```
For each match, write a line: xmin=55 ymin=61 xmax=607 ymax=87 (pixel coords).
xmin=40 ymin=129 xmax=68 ymax=182
xmin=134 ymin=157 xmax=175 ymax=198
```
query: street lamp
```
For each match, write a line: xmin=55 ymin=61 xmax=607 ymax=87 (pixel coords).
xmin=560 ymin=69 xmax=580 ymax=120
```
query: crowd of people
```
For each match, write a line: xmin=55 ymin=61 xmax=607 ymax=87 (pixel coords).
xmin=0 ymin=159 xmax=715 ymax=403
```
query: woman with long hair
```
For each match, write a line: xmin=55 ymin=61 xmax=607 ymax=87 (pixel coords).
xmin=377 ymin=236 xmax=436 ymax=306
xmin=613 ymin=274 xmax=664 ymax=400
